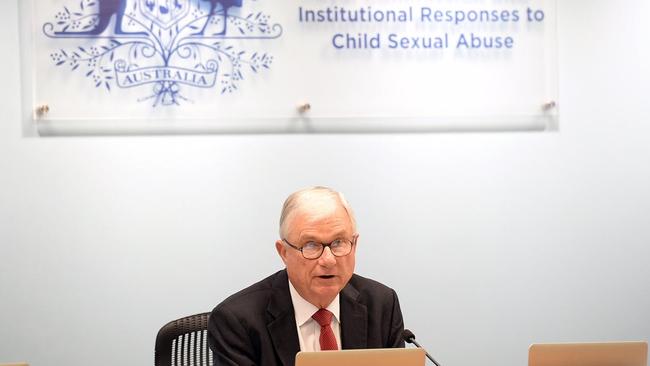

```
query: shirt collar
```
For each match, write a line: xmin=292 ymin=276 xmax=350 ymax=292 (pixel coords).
xmin=288 ymin=279 xmax=340 ymax=327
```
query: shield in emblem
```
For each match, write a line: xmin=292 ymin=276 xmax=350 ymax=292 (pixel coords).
xmin=139 ymin=0 xmax=190 ymax=29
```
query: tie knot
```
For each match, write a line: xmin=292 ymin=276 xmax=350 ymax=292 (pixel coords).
xmin=312 ymin=308 xmax=333 ymax=327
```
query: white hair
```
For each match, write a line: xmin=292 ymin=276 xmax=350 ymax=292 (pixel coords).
xmin=279 ymin=186 xmax=357 ymax=238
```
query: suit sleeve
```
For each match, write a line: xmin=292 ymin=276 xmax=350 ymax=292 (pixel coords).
xmin=208 ymin=305 xmax=258 ymax=366
xmin=387 ymin=289 xmax=406 ymax=348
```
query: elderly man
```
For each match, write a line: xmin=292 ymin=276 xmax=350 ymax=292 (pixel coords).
xmin=208 ymin=187 xmax=404 ymax=365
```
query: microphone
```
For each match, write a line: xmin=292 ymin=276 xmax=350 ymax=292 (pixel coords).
xmin=402 ymin=329 xmax=442 ymax=366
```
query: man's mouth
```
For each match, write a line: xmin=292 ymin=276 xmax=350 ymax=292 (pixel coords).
xmin=318 ymin=275 xmax=335 ymax=279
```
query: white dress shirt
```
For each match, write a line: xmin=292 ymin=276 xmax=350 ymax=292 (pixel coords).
xmin=288 ymin=280 xmax=341 ymax=351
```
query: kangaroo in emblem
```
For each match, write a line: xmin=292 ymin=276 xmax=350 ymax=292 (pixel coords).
xmin=56 ymin=0 xmax=146 ymax=35
xmin=193 ymin=0 xmax=243 ymax=36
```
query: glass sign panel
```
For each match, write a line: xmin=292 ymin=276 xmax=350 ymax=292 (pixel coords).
xmin=22 ymin=0 xmax=558 ymax=134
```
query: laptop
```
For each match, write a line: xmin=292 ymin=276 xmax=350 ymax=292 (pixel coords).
xmin=296 ymin=348 xmax=426 ymax=366
xmin=529 ymin=341 xmax=648 ymax=366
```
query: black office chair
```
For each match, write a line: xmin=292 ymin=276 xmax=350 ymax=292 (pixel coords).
xmin=155 ymin=312 xmax=213 ymax=366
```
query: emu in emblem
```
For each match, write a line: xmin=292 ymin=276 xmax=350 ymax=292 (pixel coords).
xmin=56 ymin=0 xmax=146 ymax=35
xmin=193 ymin=0 xmax=243 ymax=35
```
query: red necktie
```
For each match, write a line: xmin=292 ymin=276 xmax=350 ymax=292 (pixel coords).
xmin=312 ymin=309 xmax=338 ymax=351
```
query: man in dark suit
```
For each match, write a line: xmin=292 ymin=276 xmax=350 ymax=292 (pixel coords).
xmin=208 ymin=187 xmax=404 ymax=365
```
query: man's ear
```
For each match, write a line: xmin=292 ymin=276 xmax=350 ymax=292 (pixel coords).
xmin=276 ymin=240 xmax=288 ymax=264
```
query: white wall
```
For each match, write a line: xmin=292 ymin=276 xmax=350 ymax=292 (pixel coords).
xmin=1 ymin=1 xmax=649 ymax=366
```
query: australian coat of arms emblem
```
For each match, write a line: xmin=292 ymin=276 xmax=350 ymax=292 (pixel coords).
xmin=43 ymin=0 xmax=282 ymax=106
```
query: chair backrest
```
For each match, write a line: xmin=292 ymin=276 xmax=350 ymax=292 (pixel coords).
xmin=155 ymin=312 xmax=213 ymax=366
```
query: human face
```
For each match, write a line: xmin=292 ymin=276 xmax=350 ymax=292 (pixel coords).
xmin=276 ymin=199 xmax=357 ymax=309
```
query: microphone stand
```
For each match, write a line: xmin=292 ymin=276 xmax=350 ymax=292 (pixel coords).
xmin=403 ymin=329 xmax=442 ymax=366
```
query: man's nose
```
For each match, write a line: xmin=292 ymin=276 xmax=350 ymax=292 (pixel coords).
xmin=318 ymin=246 xmax=337 ymax=266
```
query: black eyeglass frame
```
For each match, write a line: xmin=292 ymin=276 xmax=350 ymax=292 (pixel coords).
xmin=282 ymin=235 xmax=358 ymax=260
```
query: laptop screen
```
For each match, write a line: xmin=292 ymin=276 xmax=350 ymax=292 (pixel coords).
xmin=296 ymin=348 xmax=426 ymax=366
xmin=529 ymin=341 xmax=648 ymax=366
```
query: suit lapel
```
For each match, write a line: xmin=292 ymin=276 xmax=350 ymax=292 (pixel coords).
xmin=267 ymin=270 xmax=301 ymax=366
xmin=340 ymin=279 xmax=368 ymax=349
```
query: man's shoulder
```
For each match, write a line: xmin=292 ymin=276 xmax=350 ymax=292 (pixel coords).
xmin=214 ymin=269 xmax=288 ymax=313
xmin=347 ymin=273 xmax=398 ymax=298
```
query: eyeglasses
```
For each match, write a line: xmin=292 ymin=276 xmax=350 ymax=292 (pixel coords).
xmin=282 ymin=236 xmax=357 ymax=260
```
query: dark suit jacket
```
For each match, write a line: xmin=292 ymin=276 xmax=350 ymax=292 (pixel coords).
xmin=208 ymin=270 xmax=405 ymax=366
